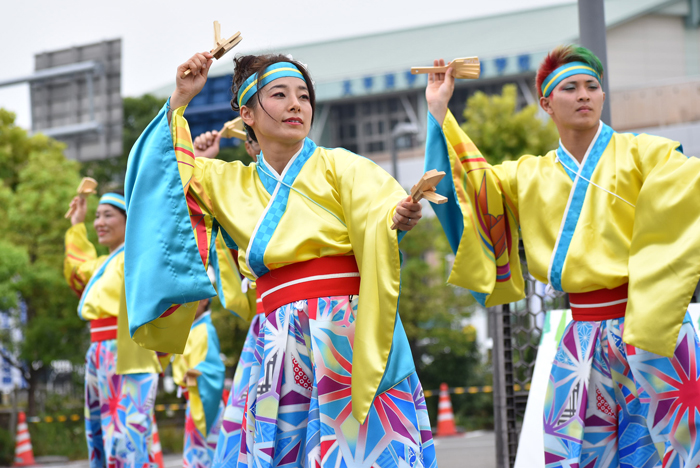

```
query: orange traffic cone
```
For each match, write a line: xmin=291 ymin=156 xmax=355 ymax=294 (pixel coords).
xmin=14 ymin=411 xmax=35 ymax=466
xmin=436 ymin=383 xmax=457 ymax=437
xmin=150 ymin=414 xmax=165 ymax=468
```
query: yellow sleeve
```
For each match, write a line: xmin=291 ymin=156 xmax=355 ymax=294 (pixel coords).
xmin=335 ymin=151 xmax=407 ymax=423
xmin=211 ymin=233 xmax=255 ymax=321
xmin=64 ymin=223 xmax=101 ymax=296
xmin=426 ymin=110 xmax=524 ymax=306
xmin=171 ymin=324 xmax=208 ymax=387
xmin=116 ymin=260 xmax=163 ymax=375
xmin=171 ymin=323 xmax=211 ymax=436
xmin=624 ymin=134 xmax=700 ymax=356
xmin=171 ymin=354 xmax=187 ymax=388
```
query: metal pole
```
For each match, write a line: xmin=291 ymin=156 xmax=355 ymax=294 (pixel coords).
xmin=390 ymin=123 xmax=419 ymax=183
xmin=490 ymin=306 xmax=509 ymax=468
xmin=391 ymin=136 xmax=398 ymax=181
xmin=578 ymin=0 xmax=612 ymax=125
xmin=10 ymin=386 xmax=18 ymax=437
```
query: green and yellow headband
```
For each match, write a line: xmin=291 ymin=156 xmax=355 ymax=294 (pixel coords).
xmin=541 ymin=61 xmax=602 ymax=97
xmin=99 ymin=193 xmax=126 ymax=211
xmin=237 ymin=62 xmax=306 ymax=108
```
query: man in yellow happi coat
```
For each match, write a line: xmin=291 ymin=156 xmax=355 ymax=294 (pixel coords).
xmin=424 ymin=45 xmax=700 ymax=467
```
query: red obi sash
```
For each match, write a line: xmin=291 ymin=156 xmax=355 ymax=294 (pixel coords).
xmin=256 ymin=290 xmax=264 ymax=315
xmin=90 ymin=316 xmax=118 ymax=342
xmin=256 ymin=256 xmax=361 ymax=315
xmin=569 ymin=283 xmax=628 ymax=321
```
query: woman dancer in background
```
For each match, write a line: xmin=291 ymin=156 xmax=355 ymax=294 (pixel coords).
xmin=65 ymin=192 xmax=165 ymax=468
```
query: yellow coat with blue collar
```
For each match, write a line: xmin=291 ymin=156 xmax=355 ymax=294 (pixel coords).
xmin=123 ymin=101 xmax=413 ymax=423
xmin=64 ymin=223 xmax=162 ymax=374
xmin=426 ymin=109 xmax=700 ymax=357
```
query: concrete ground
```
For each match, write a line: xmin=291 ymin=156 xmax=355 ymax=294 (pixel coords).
xmin=25 ymin=431 xmax=496 ymax=468
xmin=22 ymin=454 xmax=184 ymax=468
xmin=435 ymin=431 xmax=496 ymax=468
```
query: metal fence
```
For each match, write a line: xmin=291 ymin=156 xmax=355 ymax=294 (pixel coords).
xmin=491 ymin=248 xmax=569 ymax=468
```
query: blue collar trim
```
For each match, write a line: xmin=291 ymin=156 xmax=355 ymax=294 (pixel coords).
xmin=548 ymin=123 xmax=614 ymax=291
xmin=77 ymin=245 xmax=124 ymax=319
xmin=246 ymin=138 xmax=317 ymax=278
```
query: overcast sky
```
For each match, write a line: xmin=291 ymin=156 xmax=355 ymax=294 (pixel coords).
xmin=0 ymin=0 xmax=570 ymax=128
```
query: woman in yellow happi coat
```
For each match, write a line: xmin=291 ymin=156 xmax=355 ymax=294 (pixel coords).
xmin=64 ymin=192 xmax=165 ymax=468
xmin=124 ymin=52 xmax=437 ymax=468
xmin=424 ymin=45 xmax=700 ymax=467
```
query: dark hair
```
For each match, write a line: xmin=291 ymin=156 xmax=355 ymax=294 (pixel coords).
xmin=230 ymin=54 xmax=315 ymax=142
xmin=101 ymin=188 xmax=126 ymax=219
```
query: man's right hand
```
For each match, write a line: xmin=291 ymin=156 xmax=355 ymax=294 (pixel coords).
xmin=426 ymin=59 xmax=455 ymax=126
xmin=193 ymin=130 xmax=221 ymax=159
xmin=169 ymin=52 xmax=214 ymax=111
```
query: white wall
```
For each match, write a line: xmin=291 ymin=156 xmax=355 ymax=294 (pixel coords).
xmin=633 ymin=120 xmax=700 ymax=158
xmin=608 ymin=14 xmax=687 ymax=89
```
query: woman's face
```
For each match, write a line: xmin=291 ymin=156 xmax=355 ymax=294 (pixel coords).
xmin=241 ymin=76 xmax=313 ymax=147
xmin=94 ymin=204 xmax=126 ymax=249
xmin=540 ymin=74 xmax=605 ymax=131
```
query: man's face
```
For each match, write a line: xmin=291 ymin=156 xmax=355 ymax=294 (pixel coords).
xmin=540 ymin=74 xmax=605 ymax=131
xmin=195 ymin=299 xmax=209 ymax=319
xmin=245 ymin=137 xmax=261 ymax=161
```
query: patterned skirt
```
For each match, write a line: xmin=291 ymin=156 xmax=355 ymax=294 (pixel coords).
xmin=84 ymin=339 xmax=160 ymax=468
xmin=544 ymin=312 xmax=700 ymax=468
xmin=213 ymin=314 xmax=262 ymax=467
xmin=184 ymin=399 xmax=224 ymax=468
xmin=213 ymin=296 xmax=436 ymax=468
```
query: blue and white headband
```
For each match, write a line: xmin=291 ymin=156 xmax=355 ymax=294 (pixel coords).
xmin=541 ymin=61 xmax=602 ymax=98
xmin=237 ymin=62 xmax=306 ymax=108
xmin=99 ymin=193 xmax=126 ymax=211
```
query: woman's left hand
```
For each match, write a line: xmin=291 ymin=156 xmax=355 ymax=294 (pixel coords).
xmin=392 ymin=196 xmax=422 ymax=231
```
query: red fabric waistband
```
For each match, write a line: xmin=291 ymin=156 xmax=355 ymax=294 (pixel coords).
xmin=256 ymin=256 xmax=361 ymax=315
xmin=90 ymin=317 xmax=118 ymax=342
xmin=256 ymin=291 xmax=264 ymax=315
xmin=570 ymin=283 xmax=628 ymax=321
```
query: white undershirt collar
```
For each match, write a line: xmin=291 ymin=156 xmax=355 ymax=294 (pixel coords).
xmin=259 ymin=144 xmax=304 ymax=181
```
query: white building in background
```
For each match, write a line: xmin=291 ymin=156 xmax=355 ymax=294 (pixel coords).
xmin=154 ymin=0 xmax=700 ymax=190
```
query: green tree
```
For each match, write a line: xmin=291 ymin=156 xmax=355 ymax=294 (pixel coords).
xmin=0 ymin=109 xmax=88 ymax=415
xmin=461 ymin=84 xmax=559 ymax=164
xmin=0 ymin=239 xmax=28 ymax=311
xmin=210 ymin=302 xmax=252 ymax=371
xmin=399 ymin=217 xmax=474 ymax=359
